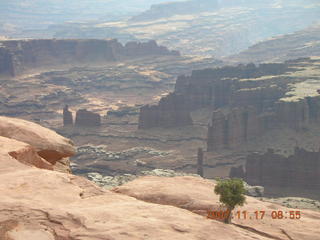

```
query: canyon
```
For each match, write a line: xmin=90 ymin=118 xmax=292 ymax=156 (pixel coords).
xmin=1 ymin=35 xmax=320 ymax=200
xmin=138 ymin=57 xmax=320 ymax=152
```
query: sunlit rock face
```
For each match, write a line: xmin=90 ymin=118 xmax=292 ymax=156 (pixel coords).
xmin=0 ymin=39 xmax=179 ymax=77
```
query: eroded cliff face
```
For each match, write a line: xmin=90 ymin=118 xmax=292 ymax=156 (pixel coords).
xmin=207 ymin=107 xmax=262 ymax=151
xmin=139 ymin=63 xmax=290 ymax=130
xmin=75 ymin=109 xmax=101 ymax=127
xmin=138 ymin=93 xmax=192 ymax=129
xmin=0 ymin=39 xmax=179 ymax=76
xmin=139 ymin=57 xmax=320 ymax=151
xmin=230 ymin=147 xmax=320 ymax=193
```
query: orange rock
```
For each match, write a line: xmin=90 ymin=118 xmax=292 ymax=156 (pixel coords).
xmin=1 ymin=117 xmax=319 ymax=240
xmin=113 ymin=176 xmax=320 ymax=240
xmin=0 ymin=116 xmax=75 ymax=164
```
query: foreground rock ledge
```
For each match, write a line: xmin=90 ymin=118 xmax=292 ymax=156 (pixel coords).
xmin=1 ymin=117 xmax=319 ymax=240
xmin=0 ymin=116 xmax=75 ymax=172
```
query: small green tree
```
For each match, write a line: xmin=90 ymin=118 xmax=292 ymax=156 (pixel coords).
xmin=214 ymin=178 xmax=246 ymax=223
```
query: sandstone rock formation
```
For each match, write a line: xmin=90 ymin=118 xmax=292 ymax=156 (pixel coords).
xmin=1 ymin=118 xmax=319 ymax=239
xmin=274 ymin=96 xmax=320 ymax=130
xmin=0 ymin=119 xmax=298 ymax=240
xmin=229 ymin=165 xmax=245 ymax=179
xmin=138 ymin=93 xmax=192 ymax=129
xmin=63 ymin=105 xmax=73 ymax=126
xmin=138 ymin=57 xmax=320 ymax=150
xmin=75 ymin=109 xmax=101 ymax=127
xmin=197 ymin=148 xmax=204 ymax=177
xmin=139 ymin=62 xmax=290 ymax=129
xmin=242 ymin=147 xmax=320 ymax=192
xmin=207 ymin=107 xmax=262 ymax=150
xmin=0 ymin=136 xmax=53 ymax=171
xmin=0 ymin=46 xmax=14 ymax=76
xmin=0 ymin=116 xmax=75 ymax=169
xmin=229 ymin=147 xmax=320 ymax=197
xmin=0 ymin=39 xmax=179 ymax=76
xmin=174 ymin=63 xmax=289 ymax=110
xmin=113 ymin=176 xmax=320 ymax=240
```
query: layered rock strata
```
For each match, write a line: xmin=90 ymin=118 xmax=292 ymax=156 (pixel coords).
xmin=0 ymin=39 xmax=179 ymax=76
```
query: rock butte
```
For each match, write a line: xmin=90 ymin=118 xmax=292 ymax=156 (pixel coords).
xmin=1 ymin=117 xmax=320 ymax=240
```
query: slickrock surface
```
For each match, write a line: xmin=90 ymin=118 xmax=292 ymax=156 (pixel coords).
xmin=113 ymin=176 xmax=320 ymax=240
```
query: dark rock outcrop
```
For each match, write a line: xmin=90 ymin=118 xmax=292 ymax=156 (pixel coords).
xmin=274 ymin=96 xmax=320 ymax=130
xmin=139 ymin=62 xmax=290 ymax=130
xmin=207 ymin=107 xmax=262 ymax=151
xmin=229 ymin=166 xmax=245 ymax=179
xmin=174 ymin=63 xmax=290 ymax=110
xmin=75 ymin=109 xmax=101 ymax=127
xmin=197 ymin=148 xmax=204 ymax=177
xmin=235 ymin=147 xmax=320 ymax=192
xmin=207 ymin=95 xmax=320 ymax=150
xmin=0 ymin=39 xmax=179 ymax=76
xmin=138 ymin=58 xmax=320 ymax=151
xmin=63 ymin=105 xmax=73 ymax=126
xmin=0 ymin=46 xmax=14 ymax=76
xmin=138 ymin=93 xmax=192 ymax=129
